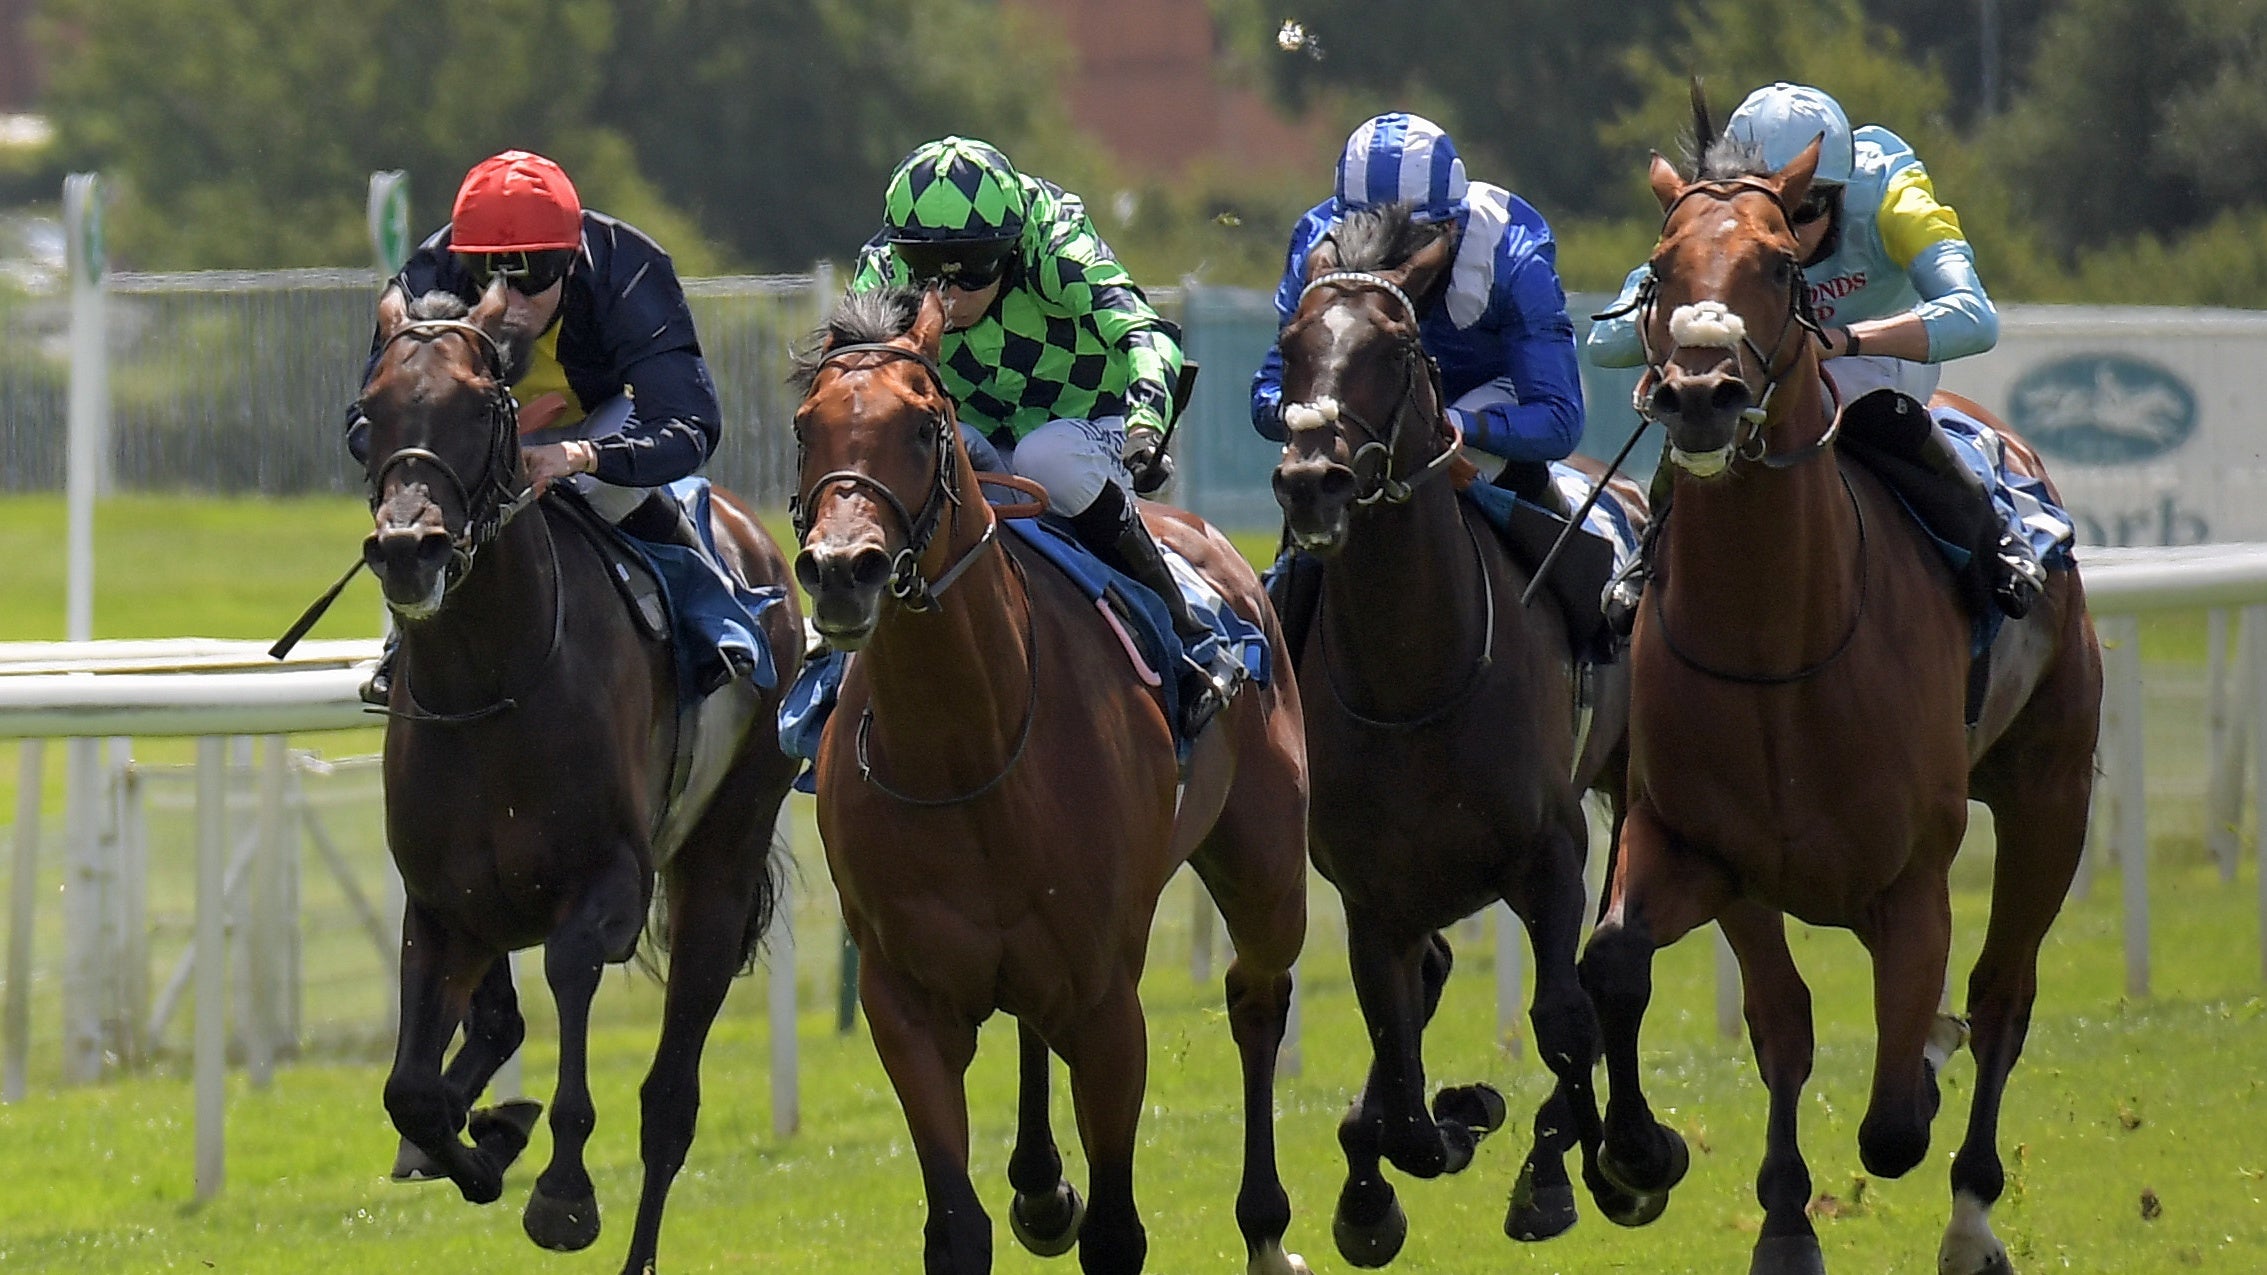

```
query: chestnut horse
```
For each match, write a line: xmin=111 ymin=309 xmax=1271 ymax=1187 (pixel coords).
xmin=792 ymin=287 xmax=1310 ymax=1275
xmin=358 ymin=283 xmax=803 ymax=1275
xmin=1270 ymin=203 xmax=1645 ymax=1265
xmin=1577 ymin=103 xmax=2104 ymax=1274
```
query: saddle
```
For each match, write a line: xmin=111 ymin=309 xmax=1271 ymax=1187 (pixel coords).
xmin=547 ymin=488 xmax=669 ymax=643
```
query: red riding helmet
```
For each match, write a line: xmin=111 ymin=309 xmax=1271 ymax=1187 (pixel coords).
xmin=450 ymin=151 xmax=583 ymax=253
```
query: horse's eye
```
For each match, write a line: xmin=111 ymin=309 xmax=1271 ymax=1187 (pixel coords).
xmin=1771 ymin=256 xmax=1795 ymax=286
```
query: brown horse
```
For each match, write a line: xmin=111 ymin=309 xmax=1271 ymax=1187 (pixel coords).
xmin=792 ymin=286 xmax=1310 ymax=1275
xmin=1270 ymin=204 xmax=1647 ymax=1265
xmin=358 ymin=282 xmax=803 ymax=1275
xmin=1576 ymin=104 xmax=2104 ymax=1274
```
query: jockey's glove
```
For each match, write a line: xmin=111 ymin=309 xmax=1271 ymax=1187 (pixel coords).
xmin=1123 ymin=425 xmax=1174 ymax=495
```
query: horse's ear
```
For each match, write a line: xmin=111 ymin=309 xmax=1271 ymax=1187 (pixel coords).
xmin=1775 ymin=135 xmax=1824 ymax=217
xmin=467 ymin=272 xmax=511 ymax=336
xmin=1305 ymin=232 xmax=1341 ymax=279
xmin=1398 ymin=222 xmax=1457 ymax=300
xmin=907 ymin=287 xmax=947 ymax=357
xmin=1649 ymin=152 xmax=1685 ymax=211
xmin=375 ymin=284 xmax=410 ymax=339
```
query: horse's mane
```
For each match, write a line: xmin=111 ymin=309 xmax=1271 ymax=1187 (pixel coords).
xmin=791 ymin=286 xmax=923 ymax=392
xmin=406 ymin=290 xmax=468 ymax=322
xmin=1681 ymin=78 xmax=1768 ymax=182
xmin=1327 ymin=202 xmax=1451 ymax=273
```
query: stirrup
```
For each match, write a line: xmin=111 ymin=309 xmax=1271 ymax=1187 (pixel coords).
xmin=359 ymin=665 xmax=392 ymax=707
xmin=1603 ymin=565 xmax=1646 ymax=638
xmin=1176 ymin=650 xmax=1240 ymax=739
xmin=1994 ymin=538 xmax=2047 ymax=619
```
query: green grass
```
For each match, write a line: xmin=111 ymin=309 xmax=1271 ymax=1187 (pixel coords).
xmin=0 ymin=495 xmax=2262 ymax=1272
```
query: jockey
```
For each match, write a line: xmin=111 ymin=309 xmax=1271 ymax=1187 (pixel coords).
xmin=1250 ymin=112 xmax=1585 ymax=507
xmin=347 ymin=149 xmax=730 ymax=703
xmin=1589 ymin=82 xmax=2046 ymax=623
xmin=848 ymin=136 xmax=1234 ymax=736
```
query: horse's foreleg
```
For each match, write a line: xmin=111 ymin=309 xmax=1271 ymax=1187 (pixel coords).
xmin=523 ymin=867 xmax=642 ymax=1254
xmin=1580 ymin=804 xmax=1727 ymax=1210
xmin=1856 ymin=869 xmax=1956 ymax=1183
xmin=863 ymin=955 xmax=988 ymax=1273
xmin=1328 ymin=917 xmax=1429 ymax=1268
xmin=383 ymin=905 xmax=519 ymax=1204
xmin=1503 ymin=817 xmax=1608 ymax=1242
xmin=1059 ymin=978 xmax=1151 ymax=1275
xmin=390 ymin=955 xmax=537 ymax=1182
xmin=616 ymin=839 xmax=767 ymax=1275
xmin=1006 ymin=1022 xmax=1083 ymax=1258
xmin=1720 ymin=901 xmax=1825 ymax=1275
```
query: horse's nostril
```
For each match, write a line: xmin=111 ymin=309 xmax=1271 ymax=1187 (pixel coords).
xmin=793 ymin=551 xmax=824 ymax=596
xmin=1318 ymin=467 xmax=1357 ymax=501
xmin=1710 ymin=378 xmax=1753 ymax=413
xmin=1650 ymin=380 xmax=1682 ymax=417
xmin=849 ymin=547 xmax=891 ymax=591
xmin=414 ymin=531 xmax=454 ymax=567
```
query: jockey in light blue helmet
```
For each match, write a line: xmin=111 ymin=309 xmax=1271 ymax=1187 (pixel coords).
xmin=1252 ymin=112 xmax=1585 ymax=508
xmin=1589 ymin=81 xmax=2045 ymax=623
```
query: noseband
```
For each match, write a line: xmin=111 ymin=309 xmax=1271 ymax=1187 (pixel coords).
xmin=363 ymin=318 xmax=538 ymax=592
xmin=1286 ymin=271 xmax=1461 ymax=505
xmin=793 ymin=341 xmax=996 ymax=611
xmin=1608 ymin=177 xmax=1834 ymax=472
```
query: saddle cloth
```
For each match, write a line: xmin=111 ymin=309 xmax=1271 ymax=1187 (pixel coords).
xmin=1910 ymin=405 xmax=2078 ymax=659
xmin=777 ymin=515 xmax=1270 ymax=790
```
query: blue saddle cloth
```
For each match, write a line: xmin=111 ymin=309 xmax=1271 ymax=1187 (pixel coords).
xmin=1911 ymin=406 xmax=2079 ymax=655
xmin=633 ymin=477 xmax=784 ymax=701
xmin=778 ymin=513 xmax=1270 ymax=790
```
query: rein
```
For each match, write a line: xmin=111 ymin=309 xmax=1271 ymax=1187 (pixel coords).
xmin=377 ymin=502 xmax=569 ymax=723
xmin=1317 ymin=508 xmax=1498 ymax=731
xmin=1289 ymin=271 xmax=1461 ymax=505
xmin=794 ymin=341 xmax=993 ymax=610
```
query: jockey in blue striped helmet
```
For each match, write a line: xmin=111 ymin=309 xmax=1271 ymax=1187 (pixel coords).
xmin=1334 ymin=112 xmax=1470 ymax=222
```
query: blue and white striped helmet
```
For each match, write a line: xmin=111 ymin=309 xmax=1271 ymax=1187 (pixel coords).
xmin=1335 ymin=113 xmax=1469 ymax=222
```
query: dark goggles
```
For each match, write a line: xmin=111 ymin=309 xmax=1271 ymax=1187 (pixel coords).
xmin=459 ymin=248 xmax=575 ymax=295
xmin=892 ymin=239 xmax=1016 ymax=291
xmin=1790 ymin=186 xmax=1840 ymax=226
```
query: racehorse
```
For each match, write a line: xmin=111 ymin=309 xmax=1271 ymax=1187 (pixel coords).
xmin=357 ymin=280 xmax=803 ymax=1275
xmin=1576 ymin=96 xmax=2104 ymax=1275
xmin=792 ymin=286 xmax=1311 ymax=1275
xmin=1269 ymin=203 xmax=1646 ymax=1265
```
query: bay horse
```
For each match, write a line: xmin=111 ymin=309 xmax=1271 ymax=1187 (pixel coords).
xmin=1577 ymin=102 xmax=2104 ymax=1274
xmin=792 ymin=286 xmax=1310 ymax=1275
xmin=1270 ymin=204 xmax=1646 ymax=1265
xmin=358 ymin=281 xmax=803 ymax=1275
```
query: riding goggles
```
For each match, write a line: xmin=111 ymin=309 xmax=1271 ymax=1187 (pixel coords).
xmin=458 ymin=248 xmax=576 ymax=295
xmin=892 ymin=239 xmax=1016 ymax=291
xmin=1790 ymin=186 xmax=1840 ymax=226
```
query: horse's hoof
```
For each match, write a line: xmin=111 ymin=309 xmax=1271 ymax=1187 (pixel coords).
xmin=523 ymin=1184 xmax=602 ymax=1252
xmin=1244 ymin=1242 xmax=1311 ymax=1275
xmin=1749 ymin=1233 xmax=1828 ymax=1275
xmin=467 ymin=1098 xmax=544 ymax=1174
xmin=1433 ymin=1083 xmax=1509 ymax=1137
xmin=1599 ymin=1120 xmax=1690 ymax=1198
xmin=1008 ymin=1180 xmax=1084 ymax=1258
xmin=1504 ymin=1163 xmax=1577 ymax=1241
xmin=1940 ymin=1234 xmax=2015 ymax=1275
xmin=1332 ymin=1191 xmax=1409 ymax=1268
xmin=389 ymin=1137 xmax=448 ymax=1183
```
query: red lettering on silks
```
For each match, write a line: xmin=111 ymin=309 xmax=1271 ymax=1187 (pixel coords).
xmin=1808 ymin=272 xmax=1868 ymax=307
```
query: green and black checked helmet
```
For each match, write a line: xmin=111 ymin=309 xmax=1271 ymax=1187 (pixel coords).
xmin=884 ymin=137 xmax=1028 ymax=247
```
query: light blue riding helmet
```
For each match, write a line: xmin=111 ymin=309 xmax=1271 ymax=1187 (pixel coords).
xmin=1725 ymin=83 xmax=1855 ymax=187
xmin=1334 ymin=112 xmax=1469 ymax=222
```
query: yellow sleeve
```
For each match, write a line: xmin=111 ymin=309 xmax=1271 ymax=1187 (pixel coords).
xmin=1876 ymin=164 xmax=1967 ymax=270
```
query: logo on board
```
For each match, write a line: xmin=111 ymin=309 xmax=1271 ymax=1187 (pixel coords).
xmin=2009 ymin=355 xmax=2197 ymax=464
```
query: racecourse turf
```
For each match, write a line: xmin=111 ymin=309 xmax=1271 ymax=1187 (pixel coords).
xmin=0 ymin=494 xmax=2260 ymax=1273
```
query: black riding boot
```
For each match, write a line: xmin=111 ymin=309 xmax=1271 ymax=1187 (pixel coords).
xmin=1074 ymin=483 xmax=1235 ymax=739
xmin=1490 ymin=459 xmax=1565 ymax=513
xmin=361 ymin=636 xmax=398 ymax=706
xmin=616 ymin=489 xmax=704 ymax=552
xmin=1838 ymin=390 xmax=2045 ymax=618
xmin=1603 ymin=464 xmax=1674 ymax=637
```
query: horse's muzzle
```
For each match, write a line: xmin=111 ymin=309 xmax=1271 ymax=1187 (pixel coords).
xmin=1650 ymin=366 xmax=1753 ymax=477
xmin=795 ymin=541 xmax=893 ymax=650
xmin=364 ymin=502 xmax=455 ymax=618
xmin=1272 ymin=456 xmax=1358 ymax=555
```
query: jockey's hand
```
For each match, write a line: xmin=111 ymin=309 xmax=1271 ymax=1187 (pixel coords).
xmin=522 ymin=441 xmax=595 ymax=496
xmin=516 ymin=391 xmax=573 ymax=437
xmin=1123 ymin=425 xmax=1174 ymax=496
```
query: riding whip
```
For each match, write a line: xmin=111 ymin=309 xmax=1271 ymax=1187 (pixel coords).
xmin=268 ymin=557 xmax=365 ymax=660
xmin=1519 ymin=417 xmax=1655 ymax=609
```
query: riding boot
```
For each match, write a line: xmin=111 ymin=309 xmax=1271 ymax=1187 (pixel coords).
xmin=1074 ymin=483 xmax=1236 ymax=739
xmin=1490 ymin=459 xmax=1567 ymax=516
xmin=615 ymin=489 xmax=705 ymax=553
xmin=1603 ymin=464 xmax=1675 ymax=637
xmin=360 ymin=635 xmax=398 ymax=707
xmin=1838 ymin=390 xmax=2045 ymax=618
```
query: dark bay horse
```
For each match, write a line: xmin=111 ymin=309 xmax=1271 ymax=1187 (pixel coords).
xmin=792 ymin=287 xmax=1310 ymax=1275
xmin=1270 ymin=204 xmax=1646 ymax=1265
xmin=1577 ymin=103 xmax=2104 ymax=1275
xmin=358 ymin=282 xmax=803 ymax=1275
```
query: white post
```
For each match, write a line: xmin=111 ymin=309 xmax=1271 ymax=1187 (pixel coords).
xmin=4 ymin=740 xmax=43 ymax=1101
xmin=2206 ymin=611 xmax=2245 ymax=881
xmin=244 ymin=737 xmax=288 ymax=1088
xmin=1713 ymin=925 xmax=1742 ymax=1041
xmin=2249 ymin=605 xmax=2267 ymax=983
xmin=194 ymin=737 xmax=228 ymax=1201
xmin=2101 ymin=616 xmax=2150 ymax=999
xmin=114 ymin=743 xmax=148 ymax=1069
xmin=1494 ymin=903 xmax=1523 ymax=1057
xmin=493 ymin=951 xmax=521 ymax=1100
xmin=61 ymin=174 xmax=112 ymax=1084
xmin=1280 ymin=957 xmax=1302 ymax=1080
xmin=768 ymin=807 xmax=799 ymax=1139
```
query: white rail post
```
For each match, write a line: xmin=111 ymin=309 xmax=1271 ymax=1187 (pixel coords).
xmin=1714 ymin=925 xmax=1743 ymax=1041
xmin=768 ymin=805 xmax=799 ymax=1139
xmin=61 ymin=172 xmax=112 ymax=1086
xmin=2101 ymin=615 xmax=2150 ymax=999
xmin=493 ymin=951 xmax=521 ymax=1100
xmin=2206 ymin=611 xmax=2245 ymax=880
xmin=2250 ymin=605 xmax=2267 ymax=982
xmin=194 ymin=737 xmax=228 ymax=1201
xmin=1494 ymin=903 xmax=1523 ymax=1057
xmin=114 ymin=742 xmax=148 ymax=1068
xmin=245 ymin=737 xmax=288 ymax=1088
xmin=4 ymin=740 xmax=43 ymax=1101
xmin=1280 ymin=957 xmax=1302 ymax=1080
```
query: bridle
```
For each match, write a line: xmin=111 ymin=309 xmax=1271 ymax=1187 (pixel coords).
xmin=1604 ymin=176 xmax=1836 ymax=472
xmin=792 ymin=341 xmax=997 ymax=611
xmin=1286 ymin=271 xmax=1462 ymax=505
xmin=362 ymin=319 xmax=541 ymax=593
